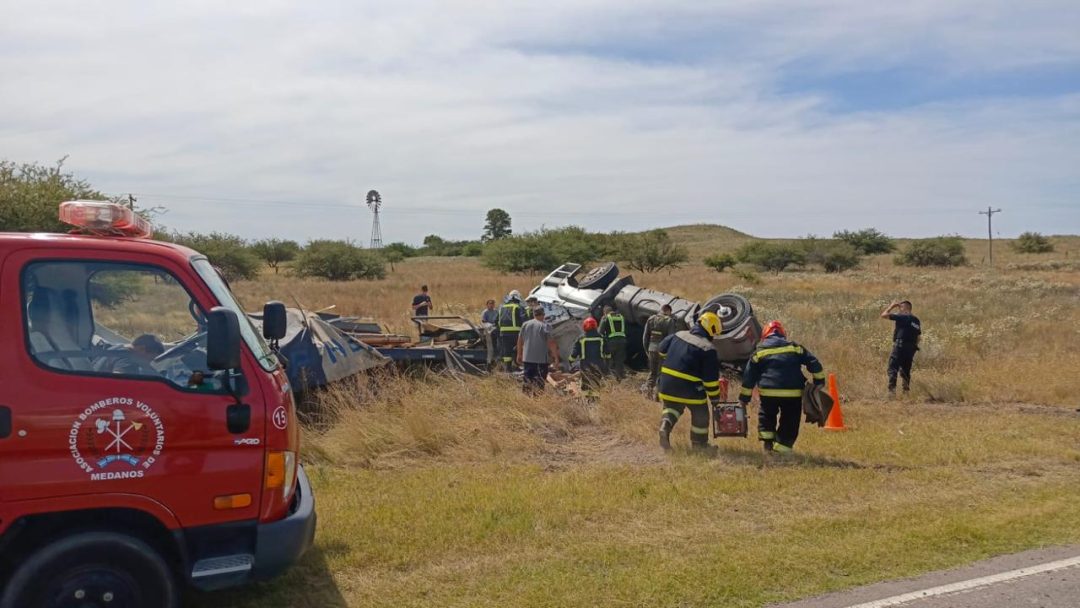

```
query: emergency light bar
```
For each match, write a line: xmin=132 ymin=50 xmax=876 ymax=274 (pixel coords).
xmin=58 ymin=200 xmax=153 ymax=238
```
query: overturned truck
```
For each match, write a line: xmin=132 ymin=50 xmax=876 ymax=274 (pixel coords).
xmin=528 ymin=263 xmax=761 ymax=371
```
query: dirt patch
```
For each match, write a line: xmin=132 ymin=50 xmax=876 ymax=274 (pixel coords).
xmin=533 ymin=425 xmax=665 ymax=471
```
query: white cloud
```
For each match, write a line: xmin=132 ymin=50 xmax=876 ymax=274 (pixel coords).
xmin=1 ymin=0 xmax=1078 ymax=243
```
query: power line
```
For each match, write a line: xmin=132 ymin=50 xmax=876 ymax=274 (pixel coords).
xmin=978 ymin=206 xmax=1002 ymax=266
xmin=126 ymin=191 xmax=980 ymax=220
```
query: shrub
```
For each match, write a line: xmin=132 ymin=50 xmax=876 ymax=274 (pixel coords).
xmin=834 ymin=228 xmax=896 ymax=255
xmin=420 ymin=234 xmax=483 ymax=257
xmin=380 ymin=248 xmax=405 ymax=271
xmin=1011 ymin=232 xmax=1054 ymax=254
xmin=296 ymin=240 xmax=386 ymax=280
xmin=622 ymin=230 xmax=689 ymax=273
xmin=801 ymin=238 xmax=862 ymax=273
xmin=167 ymin=232 xmax=261 ymax=281
xmin=461 ymin=242 xmax=484 ymax=257
xmin=731 ymin=265 xmax=761 ymax=285
xmin=482 ymin=226 xmax=614 ymax=273
xmin=383 ymin=242 xmax=419 ymax=258
xmin=482 ymin=233 xmax=560 ymax=273
xmin=703 ymin=253 xmax=737 ymax=273
xmin=735 ymin=241 xmax=806 ymax=273
xmin=251 ymin=238 xmax=300 ymax=274
xmin=895 ymin=237 xmax=967 ymax=267
xmin=819 ymin=242 xmax=862 ymax=273
xmin=540 ymin=226 xmax=610 ymax=265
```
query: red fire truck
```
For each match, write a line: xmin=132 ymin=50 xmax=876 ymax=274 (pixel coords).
xmin=0 ymin=202 xmax=315 ymax=607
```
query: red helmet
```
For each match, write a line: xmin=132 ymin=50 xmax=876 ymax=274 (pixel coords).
xmin=761 ymin=320 xmax=786 ymax=340
xmin=583 ymin=317 xmax=598 ymax=331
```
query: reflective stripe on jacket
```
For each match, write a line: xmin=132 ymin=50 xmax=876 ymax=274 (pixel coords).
xmin=570 ymin=331 xmax=607 ymax=369
xmin=656 ymin=327 xmax=721 ymax=405
xmin=739 ymin=335 xmax=824 ymax=402
xmin=498 ymin=302 xmax=527 ymax=332
xmin=600 ymin=313 xmax=627 ymax=339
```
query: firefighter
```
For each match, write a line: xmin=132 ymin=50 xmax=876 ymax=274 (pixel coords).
xmin=497 ymin=290 xmax=528 ymax=372
xmin=880 ymin=300 xmax=921 ymax=395
xmin=570 ymin=317 xmax=608 ymax=401
xmin=657 ymin=311 xmax=724 ymax=453
xmin=739 ymin=321 xmax=825 ymax=454
xmin=599 ymin=305 xmax=628 ymax=380
xmin=642 ymin=304 xmax=677 ymax=398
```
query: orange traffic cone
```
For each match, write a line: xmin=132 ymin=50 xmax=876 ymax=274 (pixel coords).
xmin=824 ymin=373 xmax=847 ymax=431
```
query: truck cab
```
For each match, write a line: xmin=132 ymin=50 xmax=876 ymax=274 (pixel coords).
xmin=0 ymin=202 xmax=315 ymax=608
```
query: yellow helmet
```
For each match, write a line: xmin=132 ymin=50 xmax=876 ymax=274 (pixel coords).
xmin=698 ymin=311 xmax=722 ymax=338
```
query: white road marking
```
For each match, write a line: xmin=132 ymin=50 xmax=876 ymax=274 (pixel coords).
xmin=843 ymin=555 xmax=1080 ymax=608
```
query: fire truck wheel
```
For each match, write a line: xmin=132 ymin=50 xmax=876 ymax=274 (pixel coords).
xmin=0 ymin=530 xmax=178 ymax=608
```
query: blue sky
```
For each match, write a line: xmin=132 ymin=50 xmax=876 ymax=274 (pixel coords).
xmin=1 ymin=1 xmax=1078 ymax=244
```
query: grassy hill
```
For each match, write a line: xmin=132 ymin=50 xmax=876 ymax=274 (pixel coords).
xmin=656 ymin=223 xmax=1080 ymax=265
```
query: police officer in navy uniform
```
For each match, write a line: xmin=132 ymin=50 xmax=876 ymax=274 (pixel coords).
xmin=881 ymin=299 xmax=921 ymax=395
xmin=739 ymin=321 xmax=825 ymax=454
xmin=657 ymin=311 xmax=724 ymax=453
xmin=411 ymin=284 xmax=433 ymax=316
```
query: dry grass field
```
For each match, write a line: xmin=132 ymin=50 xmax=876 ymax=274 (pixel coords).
xmin=190 ymin=229 xmax=1080 ymax=607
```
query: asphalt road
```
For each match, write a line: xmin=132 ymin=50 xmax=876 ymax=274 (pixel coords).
xmin=773 ymin=545 xmax=1080 ymax=608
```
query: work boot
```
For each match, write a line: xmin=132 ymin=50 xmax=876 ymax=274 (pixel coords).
xmin=772 ymin=443 xmax=794 ymax=455
xmin=658 ymin=420 xmax=673 ymax=451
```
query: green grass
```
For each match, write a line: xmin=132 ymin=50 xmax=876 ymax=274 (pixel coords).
xmin=212 ymin=231 xmax=1080 ymax=607
xmin=189 ymin=383 xmax=1080 ymax=608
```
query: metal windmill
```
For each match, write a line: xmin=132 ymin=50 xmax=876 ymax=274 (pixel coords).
xmin=366 ymin=189 xmax=383 ymax=249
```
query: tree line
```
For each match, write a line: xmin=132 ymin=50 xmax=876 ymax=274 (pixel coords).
xmin=1 ymin=159 xmax=1060 ymax=283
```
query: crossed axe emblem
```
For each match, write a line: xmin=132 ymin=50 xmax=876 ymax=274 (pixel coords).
xmin=94 ymin=409 xmax=144 ymax=454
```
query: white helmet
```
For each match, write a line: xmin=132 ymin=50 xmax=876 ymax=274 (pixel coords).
xmin=508 ymin=289 xmax=521 ymax=301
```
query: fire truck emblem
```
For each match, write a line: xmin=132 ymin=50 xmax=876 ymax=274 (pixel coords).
xmin=68 ymin=397 xmax=166 ymax=481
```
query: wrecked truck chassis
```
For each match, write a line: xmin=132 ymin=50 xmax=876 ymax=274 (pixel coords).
xmin=528 ymin=263 xmax=761 ymax=372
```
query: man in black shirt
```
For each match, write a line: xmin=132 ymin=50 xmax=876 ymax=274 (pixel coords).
xmin=880 ymin=300 xmax=921 ymax=395
xmin=411 ymin=285 xmax=433 ymax=316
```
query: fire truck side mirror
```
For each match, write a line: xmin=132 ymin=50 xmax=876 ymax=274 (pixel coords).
xmin=263 ymin=301 xmax=287 ymax=341
xmin=207 ymin=307 xmax=242 ymax=371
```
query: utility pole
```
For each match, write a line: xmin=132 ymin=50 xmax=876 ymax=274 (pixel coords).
xmin=127 ymin=193 xmax=136 ymax=210
xmin=979 ymin=206 xmax=1002 ymax=266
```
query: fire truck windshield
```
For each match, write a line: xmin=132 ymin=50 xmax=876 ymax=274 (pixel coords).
xmin=191 ymin=257 xmax=278 ymax=372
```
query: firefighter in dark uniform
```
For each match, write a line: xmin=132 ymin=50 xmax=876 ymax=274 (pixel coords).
xmin=642 ymin=304 xmax=677 ymax=398
xmin=657 ymin=311 xmax=723 ymax=453
xmin=570 ymin=317 xmax=608 ymax=401
xmin=880 ymin=300 xmax=921 ymax=395
xmin=497 ymin=290 xmax=528 ymax=372
xmin=739 ymin=321 xmax=825 ymax=454
xmin=599 ymin=305 xmax=628 ymax=380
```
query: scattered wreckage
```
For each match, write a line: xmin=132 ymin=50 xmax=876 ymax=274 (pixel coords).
xmin=252 ymin=261 xmax=760 ymax=393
